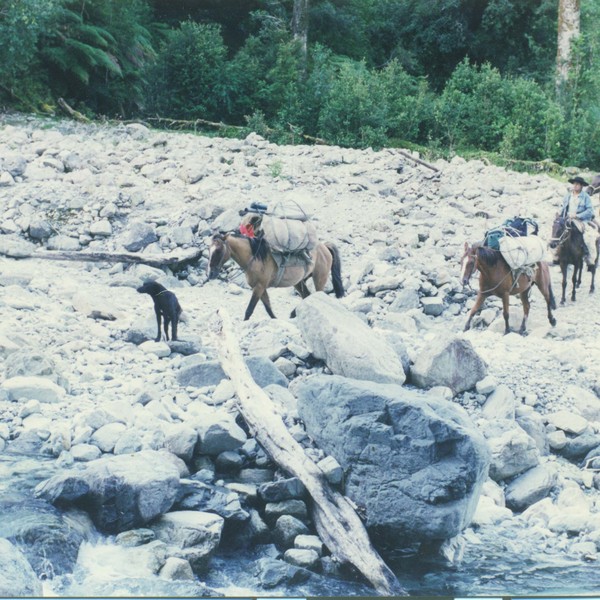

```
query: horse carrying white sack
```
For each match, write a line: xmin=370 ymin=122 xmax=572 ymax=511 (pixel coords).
xmin=498 ymin=235 xmax=547 ymax=270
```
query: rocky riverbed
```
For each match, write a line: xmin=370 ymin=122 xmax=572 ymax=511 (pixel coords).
xmin=1 ymin=113 xmax=600 ymax=597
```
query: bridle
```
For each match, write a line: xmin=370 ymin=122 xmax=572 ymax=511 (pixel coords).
xmin=549 ymin=218 xmax=571 ymax=248
xmin=462 ymin=244 xmax=527 ymax=295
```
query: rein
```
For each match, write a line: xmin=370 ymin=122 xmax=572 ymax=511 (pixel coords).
xmin=549 ymin=221 xmax=571 ymax=247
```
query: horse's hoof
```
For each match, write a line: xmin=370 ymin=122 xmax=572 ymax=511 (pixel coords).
xmin=519 ymin=329 xmax=528 ymax=337
xmin=550 ymin=317 xmax=557 ymax=327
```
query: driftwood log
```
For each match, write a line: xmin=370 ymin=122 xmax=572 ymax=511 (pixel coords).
xmin=8 ymin=247 xmax=203 ymax=271
xmin=213 ymin=308 xmax=406 ymax=596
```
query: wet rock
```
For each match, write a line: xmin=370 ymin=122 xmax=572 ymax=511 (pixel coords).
xmin=505 ymin=465 xmax=557 ymax=512
xmin=0 ymin=538 xmax=43 ymax=596
xmin=176 ymin=480 xmax=249 ymax=522
xmin=0 ymin=500 xmax=88 ymax=578
xmin=265 ymin=499 xmax=308 ymax=523
xmin=274 ymin=515 xmax=310 ymax=547
xmin=254 ymin=557 xmax=312 ymax=588
xmin=258 ymin=478 xmax=307 ymax=503
xmin=159 ymin=556 xmax=195 ymax=580
xmin=295 ymin=375 xmax=489 ymax=551
xmin=283 ymin=548 xmax=320 ymax=569
xmin=36 ymin=450 xmax=180 ymax=533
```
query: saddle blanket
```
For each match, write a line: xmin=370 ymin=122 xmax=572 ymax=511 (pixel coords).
xmin=499 ymin=235 xmax=546 ymax=269
xmin=262 ymin=216 xmax=318 ymax=254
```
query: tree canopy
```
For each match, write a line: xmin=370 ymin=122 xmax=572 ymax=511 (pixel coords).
xmin=1 ymin=0 xmax=598 ymax=168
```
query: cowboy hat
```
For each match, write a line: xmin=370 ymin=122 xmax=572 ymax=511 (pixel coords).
xmin=568 ymin=176 xmax=589 ymax=186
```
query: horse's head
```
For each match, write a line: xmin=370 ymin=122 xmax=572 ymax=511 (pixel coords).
xmin=460 ymin=241 xmax=478 ymax=287
xmin=550 ymin=214 xmax=568 ymax=249
xmin=587 ymin=174 xmax=600 ymax=196
xmin=207 ymin=233 xmax=231 ymax=279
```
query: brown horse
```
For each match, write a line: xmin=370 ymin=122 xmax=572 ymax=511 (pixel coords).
xmin=460 ymin=241 xmax=556 ymax=334
xmin=549 ymin=215 xmax=597 ymax=304
xmin=207 ymin=232 xmax=344 ymax=320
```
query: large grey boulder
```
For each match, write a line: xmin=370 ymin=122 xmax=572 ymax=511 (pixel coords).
xmin=120 ymin=222 xmax=158 ymax=252
xmin=176 ymin=480 xmax=249 ymax=522
xmin=177 ymin=356 xmax=288 ymax=388
xmin=294 ymin=375 xmax=490 ymax=552
xmin=35 ymin=450 xmax=180 ymax=533
xmin=411 ymin=336 xmax=487 ymax=394
xmin=2 ymin=376 xmax=65 ymax=403
xmin=505 ymin=465 xmax=557 ymax=512
xmin=479 ymin=420 xmax=540 ymax=481
xmin=295 ymin=292 xmax=405 ymax=385
xmin=0 ymin=538 xmax=42 ymax=596
xmin=0 ymin=235 xmax=35 ymax=258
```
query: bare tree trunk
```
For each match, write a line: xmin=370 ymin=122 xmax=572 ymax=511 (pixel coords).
xmin=292 ymin=0 xmax=309 ymax=74
xmin=5 ymin=247 xmax=203 ymax=270
xmin=213 ymin=308 xmax=406 ymax=596
xmin=556 ymin=0 xmax=580 ymax=91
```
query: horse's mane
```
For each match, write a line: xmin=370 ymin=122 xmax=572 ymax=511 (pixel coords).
xmin=230 ymin=232 xmax=270 ymax=262
xmin=476 ymin=244 xmax=502 ymax=266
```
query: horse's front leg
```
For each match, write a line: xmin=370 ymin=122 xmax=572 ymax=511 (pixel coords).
xmin=464 ymin=293 xmax=486 ymax=331
xmin=518 ymin=290 xmax=530 ymax=335
xmin=590 ymin=264 xmax=596 ymax=294
xmin=260 ymin=289 xmax=276 ymax=319
xmin=290 ymin=280 xmax=311 ymax=318
xmin=244 ymin=287 xmax=264 ymax=321
xmin=571 ymin=264 xmax=578 ymax=302
xmin=560 ymin=264 xmax=568 ymax=305
xmin=501 ymin=294 xmax=511 ymax=334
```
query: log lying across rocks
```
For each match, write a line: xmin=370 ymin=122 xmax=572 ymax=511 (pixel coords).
xmin=10 ymin=247 xmax=203 ymax=271
xmin=213 ymin=308 xmax=406 ymax=596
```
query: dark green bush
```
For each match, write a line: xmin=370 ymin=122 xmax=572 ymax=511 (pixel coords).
xmin=145 ymin=21 xmax=227 ymax=121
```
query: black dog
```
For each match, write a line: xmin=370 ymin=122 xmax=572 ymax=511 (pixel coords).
xmin=136 ymin=281 xmax=182 ymax=342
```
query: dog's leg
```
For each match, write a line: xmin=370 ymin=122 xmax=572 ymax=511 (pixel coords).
xmin=154 ymin=306 xmax=162 ymax=342
xmin=163 ymin=316 xmax=170 ymax=341
xmin=172 ymin=313 xmax=179 ymax=341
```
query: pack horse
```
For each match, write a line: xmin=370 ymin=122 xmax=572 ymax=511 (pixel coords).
xmin=207 ymin=232 xmax=344 ymax=320
xmin=460 ymin=241 xmax=556 ymax=335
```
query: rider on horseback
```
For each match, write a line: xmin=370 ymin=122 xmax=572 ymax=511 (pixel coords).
xmin=556 ymin=176 xmax=598 ymax=268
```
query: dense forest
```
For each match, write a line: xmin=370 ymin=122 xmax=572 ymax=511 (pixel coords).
xmin=1 ymin=0 xmax=599 ymax=168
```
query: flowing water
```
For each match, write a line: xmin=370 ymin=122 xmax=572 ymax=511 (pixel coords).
xmin=2 ymin=452 xmax=599 ymax=597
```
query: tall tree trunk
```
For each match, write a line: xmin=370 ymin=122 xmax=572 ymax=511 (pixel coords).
xmin=556 ymin=0 xmax=580 ymax=92
xmin=292 ymin=0 xmax=309 ymax=74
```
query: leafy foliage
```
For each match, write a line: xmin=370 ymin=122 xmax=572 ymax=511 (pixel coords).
xmin=145 ymin=21 xmax=227 ymax=120
xmin=1 ymin=0 xmax=599 ymax=167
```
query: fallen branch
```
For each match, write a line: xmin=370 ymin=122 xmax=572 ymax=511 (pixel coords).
xmin=213 ymin=308 xmax=406 ymax=596
xmin=144 ymin=115 xmax=238 ymax=132
xmin=396 ymin=148 xmax=439 ymax=172
xmin=11 ymin=247 xmax=203 ymax=270
xmin=57 ymin=98 xmax=90 ymax=123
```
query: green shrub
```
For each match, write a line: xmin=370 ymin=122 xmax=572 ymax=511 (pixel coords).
xmin=316 ymin=58 xmax=388 ymax=148
xmin=145 ymin=21 xmax=227 ymax=120
xmin=435 ymin=59 xmax=513 ymax=150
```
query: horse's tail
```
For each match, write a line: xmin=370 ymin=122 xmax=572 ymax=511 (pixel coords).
xmin=540 ymin=261 xmax=557 ymax=309
xmin=325 ymin=242 xmax=345 ymax=298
